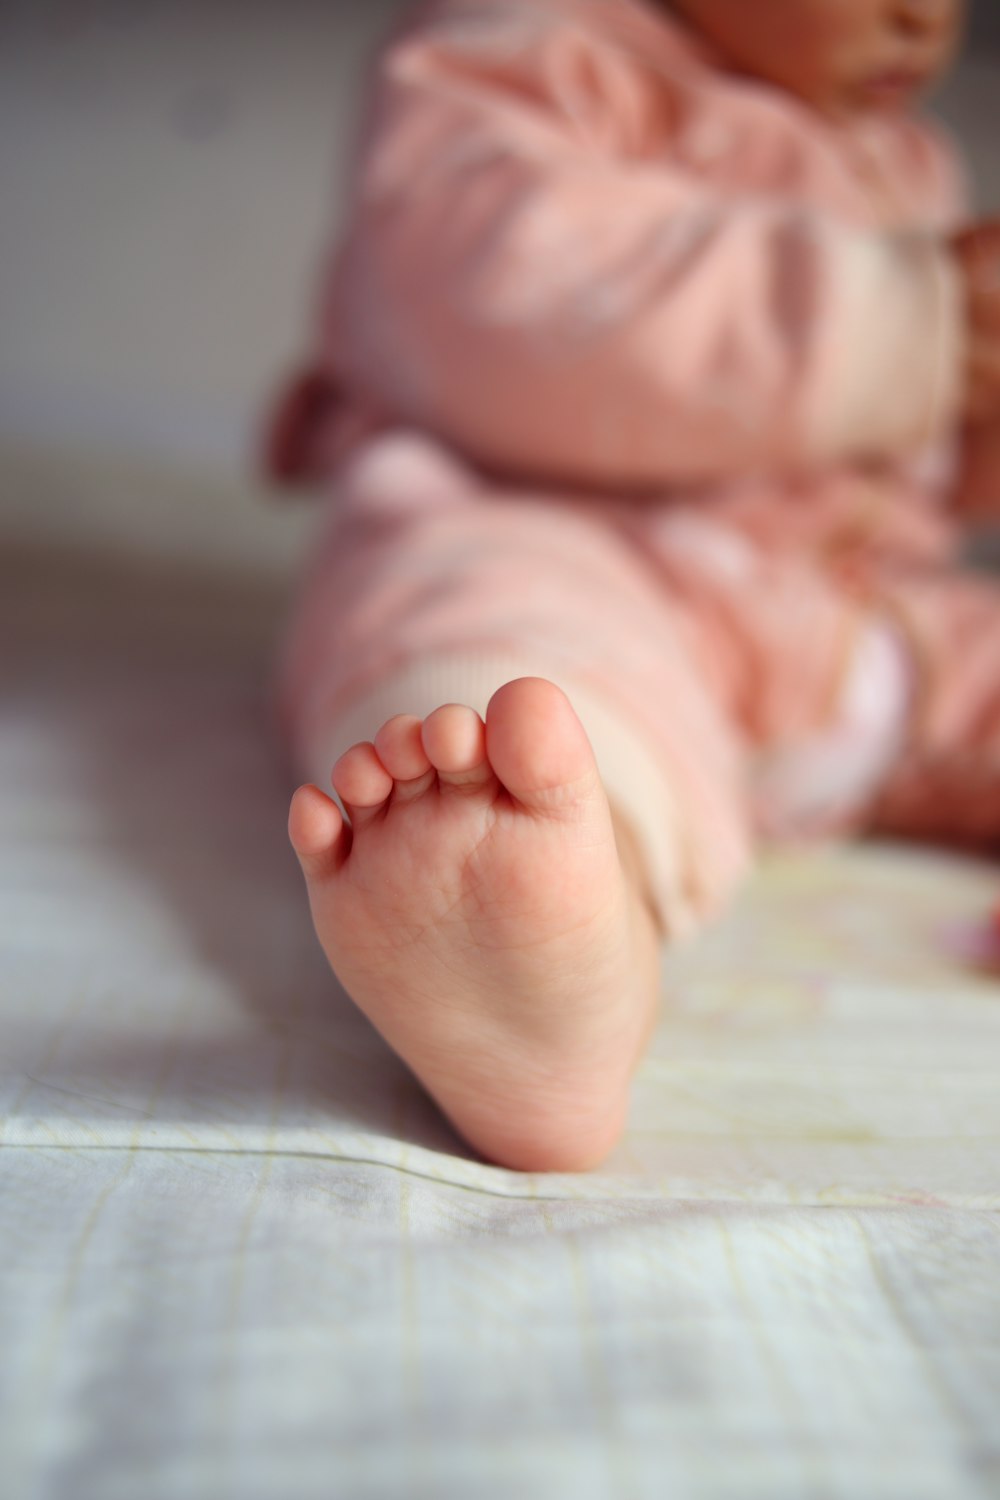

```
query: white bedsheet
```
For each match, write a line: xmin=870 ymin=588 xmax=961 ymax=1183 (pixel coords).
xmin=3 ymin=3 xmax=999 ymax=1486
xmin=2 ymin=536 xmax=999 ymax=1500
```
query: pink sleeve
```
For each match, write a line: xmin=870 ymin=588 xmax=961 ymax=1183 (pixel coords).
xmin=326 ymin=2 xmax=965 ymax=489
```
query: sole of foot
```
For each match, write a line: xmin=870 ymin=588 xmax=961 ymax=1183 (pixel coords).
xmin=288 ymin=677 xmax=660 ymax=1172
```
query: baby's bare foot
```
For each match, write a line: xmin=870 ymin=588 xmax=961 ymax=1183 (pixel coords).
xmin=288 ymin=678 xmax=661 ymax=1172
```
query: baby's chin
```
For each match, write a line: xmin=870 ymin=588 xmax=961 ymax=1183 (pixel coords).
xmin=802 ymin=77 xmax=930 ymax=123
xmin=850 ymin=73 xmax=934 ymax=113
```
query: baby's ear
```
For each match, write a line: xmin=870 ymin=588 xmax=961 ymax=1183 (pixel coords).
xmin=258 ymin=365 xmax=342 ymax=496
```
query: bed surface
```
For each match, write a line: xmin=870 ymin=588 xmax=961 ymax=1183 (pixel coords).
xmin=3 ymin=489 xmax=999 ymax=1500
xmin=2 ymin=5 xmax=999 ymax=1493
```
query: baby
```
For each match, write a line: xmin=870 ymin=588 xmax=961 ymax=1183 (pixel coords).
xmin=270 ymin=0 xmax=1000 ymax=1173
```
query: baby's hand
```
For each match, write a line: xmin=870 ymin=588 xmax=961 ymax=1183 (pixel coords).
xmin=952 ymin=220 xmax=1000 ymax=425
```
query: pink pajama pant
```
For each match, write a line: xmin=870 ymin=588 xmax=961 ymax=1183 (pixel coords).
xmin=273 ymin=433 xmax=1000 ymax=938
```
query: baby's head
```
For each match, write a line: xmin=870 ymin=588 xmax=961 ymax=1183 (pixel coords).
xmin=670 ymin=0 xmax=965 ymax=117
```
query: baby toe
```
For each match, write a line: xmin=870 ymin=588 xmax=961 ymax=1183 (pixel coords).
xmin=373 ymin=714 xmax=432 ymax=782
xmin=422 ymin=704 xmax=495 ymax=790
xmin=331 ymin=742 xmax=394 ymax=826
xmin=288 ymin=784 xmax=349 ymax=879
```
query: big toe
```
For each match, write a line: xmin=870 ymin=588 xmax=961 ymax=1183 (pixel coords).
xmin=484 ymin=678 xmax=603 ymax=816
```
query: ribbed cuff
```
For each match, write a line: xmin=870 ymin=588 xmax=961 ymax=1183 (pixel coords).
xmin=807 ymin=227 xmax=964 ymax=463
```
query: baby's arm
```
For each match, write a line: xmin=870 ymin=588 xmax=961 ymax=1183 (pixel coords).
xmin=328 ymin=1 xmax=963 ymax=491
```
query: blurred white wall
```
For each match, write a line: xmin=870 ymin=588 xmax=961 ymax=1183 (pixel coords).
xmin=0 ymin=0 xmax=405 ymax=477
xmin=0 ymin=0 xmax=996 ymax=485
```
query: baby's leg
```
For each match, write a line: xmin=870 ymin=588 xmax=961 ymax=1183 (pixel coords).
xmin=275 ymin=434 xmax=751 ymax=1170
xmin=289 ymin=677 xmax=662 ymax=1173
